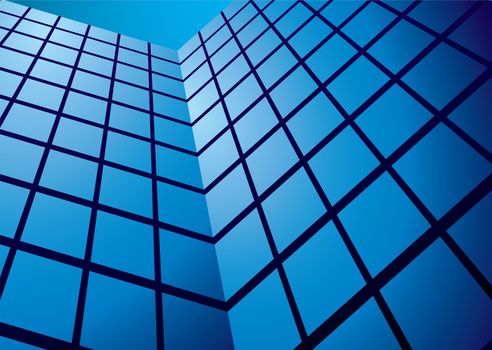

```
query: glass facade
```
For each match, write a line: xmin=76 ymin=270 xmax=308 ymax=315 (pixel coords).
xmin=0 ymin=0 xmax=491 ymax=349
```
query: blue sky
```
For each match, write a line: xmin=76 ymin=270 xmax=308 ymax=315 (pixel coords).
xmin=14 ymin=0 xmax=232 ymax=49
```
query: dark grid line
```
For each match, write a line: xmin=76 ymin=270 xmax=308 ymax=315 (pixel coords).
xmin=0 ymin=8 xmax=182 ymax=65
xmin=0 ymin=234 xmax=226 ymax=310
xmin=235 ymin=2 xmax=411 ymax=347
xmin=0 ymin=14 xmax=64 ymax=298
xmin=182 ymin=0 xmax=292 ymax=96
xmin=190 ymin=0 xmax=366 ymax=140
xmin=0 ymin=127 xmax=203 ymax=193
xmin=0 ymin=25 xmax=183 ymax=82
xmin=300 ymin=172 xmax=492 ymax=349
xmin=0 ymin=171 xmax=214 ymax=245
xmin=0 ymin=52 xmax=186 ymax=102
xmin=0 ymin=6 xmax=29 ymax=46
xmin=375 ymin=0 xmax=492 ymax=68
xmin=304 ymin=0 xmax=492 ymax=297
xmin=0 ymin=322 xmax=91 ymax=350
xmin=71 ymin=32 xmax=120 ymax=346
xmin=148 ymin=41 xmax=165 ymax=350
xmin=181 ymin=0 xmax=273 ymax=82
xmin=198 ymin=29 xmax=309 ymax=344
xmin=178 ymin=0 xmax=253 ymax=65
xmin=255 ymin=0 xmax=417 ymax=346
xmin=307 ymin=0 xmax=492 ymax=163
xmin=0 ymin=64 xmax=192 ymax=127
xmin=0 ymin=1 xmax=491 ymax=348
xmin=221 ymin=0 xmax=492 ymax=306
xmin=205 ymin=0 xmax=490 ymax=246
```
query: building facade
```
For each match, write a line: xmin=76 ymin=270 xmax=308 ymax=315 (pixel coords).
xmin=0 ymin=0 xmax=491 ymax=349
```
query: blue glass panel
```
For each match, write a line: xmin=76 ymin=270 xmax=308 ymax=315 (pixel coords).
xmin=113 ymin=81 xmax=149 ymax=111
xmin=257 ymin=46 xmax=297 ymax=89
xmin=2 ymin=103 xmax=56 ymax=142
xmin=402 ymin=43 xmax=485 ymax=110
xmin=206 ymin=165 xmax=252 ymax=235
xmin=81 ymin=273 xmax=156 ymax=349
xmin=163 ymin=294 xmax=233 ymax=350
xmin=63 ymin=91 xmax=107 ymax=125
xmin=0 ymin=252 xmax=81 ymax=340
xmin=263 ymin=168 xmax=325 ymax=252
xmin=317 ymin=298 xmax=399 ymax=349
xmin=0 ymin=181 xmax=29 ymax=238
xmin=310 ymin=127 xmax=379 ymax=204
xmin=79 ymin=52 xmax=113 ymax=77
xmin=382 ymin=240 xmax=492 ymax=349
xmin=105 ymin=131 xmax=151 ymax=172
xmin=328 ymin=56 xmax=388 ymax=115
xmin=54 ymin=117 xmax=103 ymax=157
xmin=270 ymin=66 xmax=317 ymax=117
xmin=0 ymin=47 xmax=33 ymax=74
xmin=340 ymin=173 xmax=429 ymax=276
xmin=192 ymin=103 xmax=227 ymax=150
xmin=341 ymin=2 xmax=395 ymax=47
xmin=235 ymin=98 xmax=277 ymax=153
xmin=395 ymin=124 xmax=492 ymax=218
xmin=229 ymin=271 xmax=300 ymax=350
xmin=22 ymin=193 xmax=90 ymax=258
xmin=157 ymin=182 xmax=210 ymax=235
xmin=154 ymin=117 xmax=195 ymax=151
xmin=216 ymin=209 xmax=272 ymax=299
xmin=284 ymin=221 xmax=365 ymax=333
xmin=356 ymin=85 xmax=432 ymax=157
xmin=368 ymin=18 xmax=434 ymax=74
xmin=0 ymin=70 xmax=21 ymax=97
xmin=160 ymin=230 xmax=223 ymax=299
xmin=4 ymin=32 xmax=43 ymax=55
xmin=99 ymin=166 xmax=152 ymax=217
xmin=198 ymin=130 xmax=238 ymax=187
xmin=289 ymin=16 xmax=331 ymax=58
xmin=306 ymin=33 xmax=356 ymax=83
xmin=0 ymin=134 xmax=44 ymax=182
xmin=247 ymin=129 xmax=298 ymax=195
xmin=287 ymin=92 xmax=344 ymax=155
xmin=18 ymin=79 xmax=65 ymax=111
xmin=40 ymin=150 xmax=98 ymax=200
xmin=92 ymin=211 xmax=154 ymax=278
xmin=156 ymin=145 xmax=202 ymax=187
xmin=72 ymin=70 xmax=111 ymax=98
xmin=30 ymin=59 xmax=72 ymax=86
xmin=41 ymin=42 xmax=78 ymax=66
xmin=50 ymin=29 xmax=83 ymax=49
xmin=110 ymin=103 xmax=150 ymax=138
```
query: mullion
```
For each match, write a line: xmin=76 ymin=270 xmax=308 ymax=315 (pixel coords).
xmin=71 ymin=33 xmax=121 ymax=345
xmin=0 ymin=232 xmax=226 ymax=310
xmin=220 ymin=0 xmax=491 ymax=325
xmin=307 ymin=0 xmax=491 ymax=163
xmin=375 ymin=0 xmax=492 ymax=68
xmin=225 ymin=2 xmax=405 ymax=347
xmin=182 ymin=0 xmax=299 ymax=101
xmin=302 ymin=173 xmax=492 ymax=348
xmin=210 ymin=9 xmax=311 ymax=342
xmin=0 ymin=123 xmax=204 ymax=193
xmin=305 ymin=0 xmax=492 ymax=298
xmin=178 ymin=0 xmax=253 ymax=66
xmin=0 ymin=14 xmax=65 ymax=299
xmin=0 ymin=6 xmax=30 ymax=46
xmin=147 ymin=41 xmax=165 ymax=350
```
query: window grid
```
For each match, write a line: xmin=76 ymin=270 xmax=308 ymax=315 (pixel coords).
xmin=0 ymin=0 xmax=491 ymax=349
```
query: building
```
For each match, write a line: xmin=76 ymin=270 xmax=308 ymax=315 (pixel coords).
xmin=0 ymin=0 xmax=491 ymax=349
